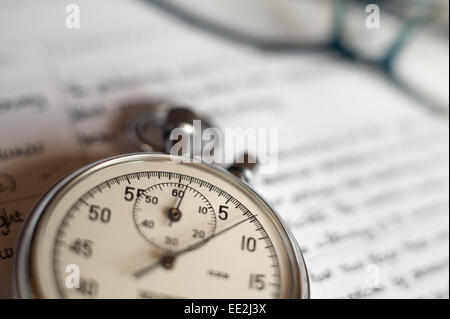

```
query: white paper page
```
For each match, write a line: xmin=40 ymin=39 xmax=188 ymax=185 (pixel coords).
xmin=0 ymin=0 xmax=448 ymax=298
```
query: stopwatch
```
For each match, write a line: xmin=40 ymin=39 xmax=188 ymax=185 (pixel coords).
xmin=13 ymin=106 xmax=310 ymax=299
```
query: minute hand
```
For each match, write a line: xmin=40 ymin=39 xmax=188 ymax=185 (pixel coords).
xmin=132 ymin=215 xmax=254 ymax=279
xmin=175 ymin=214 xmax=256 ymax=256
xmin=199 ymin=215 xmax=254 ymax=246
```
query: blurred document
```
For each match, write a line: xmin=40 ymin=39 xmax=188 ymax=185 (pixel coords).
xmin=0 ymin=0 xmax=448 ymax=298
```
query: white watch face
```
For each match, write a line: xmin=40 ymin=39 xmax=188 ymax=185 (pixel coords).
xmin=18 ymin=154 xmax=308 ymax=299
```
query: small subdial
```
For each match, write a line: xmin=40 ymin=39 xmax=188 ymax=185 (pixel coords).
xmin=133 ymin=182 xmax=216 ymax=251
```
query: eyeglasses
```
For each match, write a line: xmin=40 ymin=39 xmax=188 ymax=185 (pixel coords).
xmin=143 ymin=0 xmax=449 ymax=115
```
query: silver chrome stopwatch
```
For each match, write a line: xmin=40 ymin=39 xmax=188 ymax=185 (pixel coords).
xmin=14 ymin=105 xmax=310 ymax=299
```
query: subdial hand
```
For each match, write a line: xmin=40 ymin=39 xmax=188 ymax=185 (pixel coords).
xmin=132 ymin=215 xmax=255 ymax=279
xmin=167 ymin=183 xmax=188 ymax=226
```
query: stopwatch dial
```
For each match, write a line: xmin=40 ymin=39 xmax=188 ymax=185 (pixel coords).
xmin=25 ymin=155 xmax=307 ymax=299
xmin=133 ymin=182 xmax=216 ymax=251
xmin=45 ymin=172 xmax=288 ymax=298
